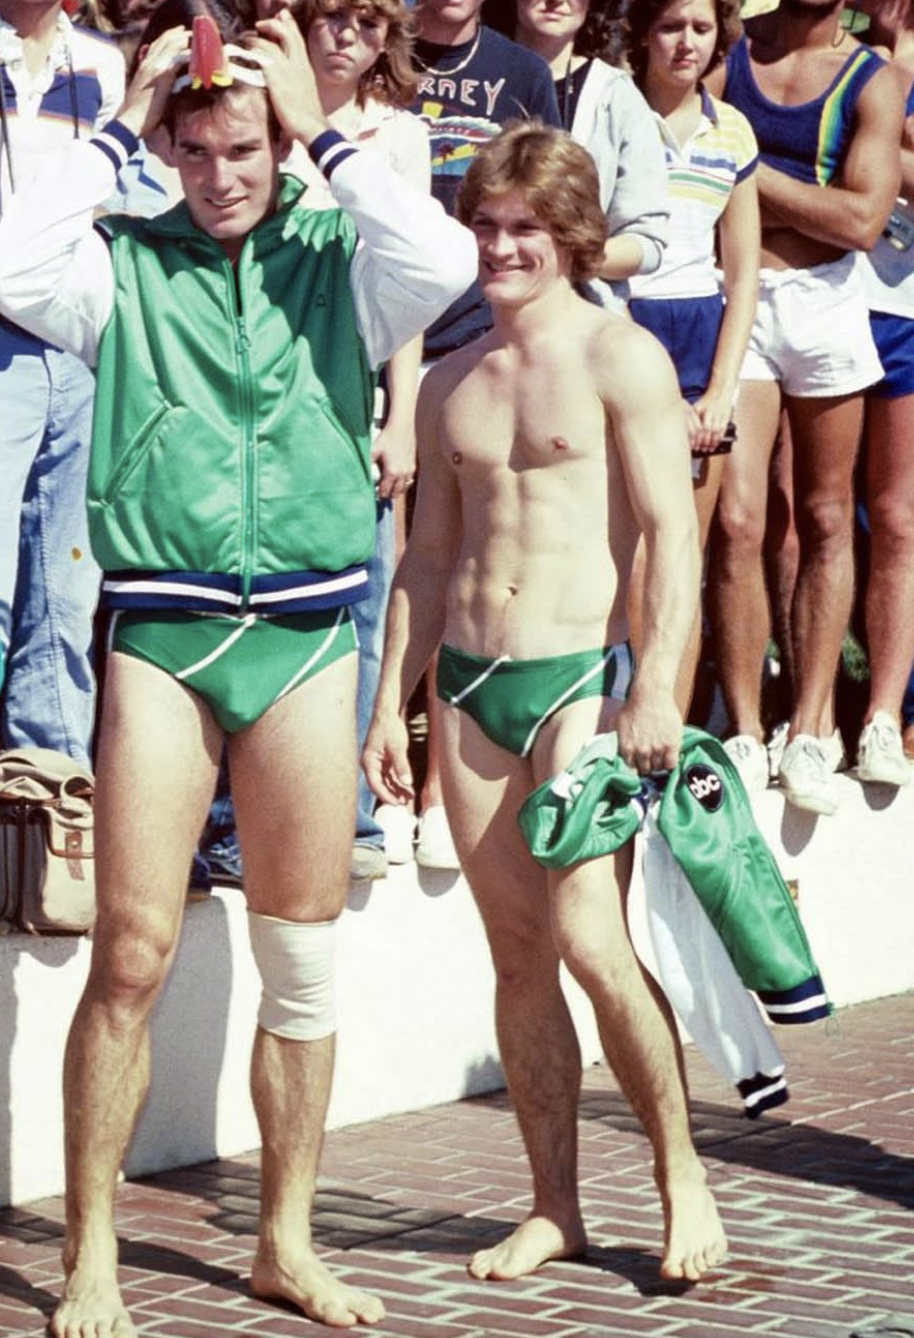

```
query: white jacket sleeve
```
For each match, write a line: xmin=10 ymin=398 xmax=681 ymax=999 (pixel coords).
xmin=0 ymin=124 xmax=136 ymax=365
xmin=603 ymin=77 xmax=669 ymax=277
xmin=310 ymin=131 xmax=478 ymax=370
xmin=642 ymin=808 xmax=788 ymax=1117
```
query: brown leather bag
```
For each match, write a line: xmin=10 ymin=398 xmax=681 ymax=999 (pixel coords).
xmin=0 ymin=747 xmax=95 ymax=935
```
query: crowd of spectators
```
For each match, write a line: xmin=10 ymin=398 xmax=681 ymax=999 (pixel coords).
xmin=2 ymin=0 xmax=912 ymax=894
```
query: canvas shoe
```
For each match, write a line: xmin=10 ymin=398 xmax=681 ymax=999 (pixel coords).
xmin=376 ymin=802 xmax=417 ymax=864
xmin=777 ymin=733 xmax=842 ymax=816
xmin=856 ymin=711 xmax=913 ymax=787
xmin=723 ymin=734 xmax=769 ymax=793
xmin=350 ymin=844 xmax=389 ymax=881
xmin=416 ymin=805 xmax=460 ymax=870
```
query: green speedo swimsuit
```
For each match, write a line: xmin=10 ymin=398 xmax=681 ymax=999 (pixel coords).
xmin=110 ymin=607 xmax=357 ymax=732
xmin=437 ymin=641 xmax=634 ymax=758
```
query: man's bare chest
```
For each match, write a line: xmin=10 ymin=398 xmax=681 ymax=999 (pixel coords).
xmin=749 ymin=42 xmax=852 ymax=108
xmin=440 ymin=371 xmax=607 ymax=476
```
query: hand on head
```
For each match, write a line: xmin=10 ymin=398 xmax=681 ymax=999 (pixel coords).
xmin=119 ymin=26 xmax=190 ymax=139
xmin=248 ymin=8 xmax=329 ymax=146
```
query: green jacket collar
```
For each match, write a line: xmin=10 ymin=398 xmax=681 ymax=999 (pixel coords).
xmin=146 ymin=172 xmax=310 ymax=253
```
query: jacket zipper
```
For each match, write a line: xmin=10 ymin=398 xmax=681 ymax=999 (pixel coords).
xmin=233 ymin=300 xmax=256 ymax=612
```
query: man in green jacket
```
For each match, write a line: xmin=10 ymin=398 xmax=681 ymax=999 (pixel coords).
xmin=0 ymin=9 xmax=475 ymax=1335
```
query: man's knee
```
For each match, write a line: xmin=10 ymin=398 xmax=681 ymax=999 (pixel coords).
xmin=795 ymin=492 xmax=854 ymax=549
xmin=248 ymin=913 xmax=337 ymax=1039
xmin=716 ymin=499 xmax=767 ymax=557
xmin=555 ymin=927 xmax=639 ymax=999
xmin=869 ymin=494 xmax=914 ymax=553
xmin=480 ymin=912 xmax=558 ymax=996
xmin=87 ymin=924 xmax=176 ymax=1012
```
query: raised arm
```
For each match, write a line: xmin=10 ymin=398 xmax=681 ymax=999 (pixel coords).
xmin=0 ymin=27 xmax=188 ymax=362
xmin=362 ymin=366 xmax=465 ymax=803
xmin=253 ymin=11 xmax=477 ymax=369
xmin=758 ymin=63 xmax=904 ymax=250
xmin=367 ymin=113 xmax=430 ymax=497
xmin=604 ymin=329 xmax=701 ymax=773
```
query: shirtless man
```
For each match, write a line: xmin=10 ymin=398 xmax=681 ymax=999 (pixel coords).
xmin=364 ymin=122 xmax=727 ymax=1284
xmin=705 ymin=0 xmax=904 ymax=811
xmin=0 ymin=9 xmax=474 ymax=1334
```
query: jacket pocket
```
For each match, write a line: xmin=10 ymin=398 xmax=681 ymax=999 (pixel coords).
xmin=99 ymin=401 xmax=171 ymax=506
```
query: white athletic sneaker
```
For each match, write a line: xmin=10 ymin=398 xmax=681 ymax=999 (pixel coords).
xmin=416 ymin=805 xmax=460 ymax=870
xmin=723 ymin=734 xmax=769 ymax=793
xmin=777 ymin=733 xmax=842 ymax=816
xmin=823 ymin=727 xmax=846 ymax=772
xmin=376 ymin=803 xmax=417 ymax=864
xmin=767 ymin=720 xmax=790 ymax=781
xmin=856 ymin=711 xmax=913 ymax=786
xmin=350 ymin=844 xmax=389 ymax=881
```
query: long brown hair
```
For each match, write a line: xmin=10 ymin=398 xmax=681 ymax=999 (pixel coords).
xmin=294 ymin=0 xmax=419 ymax=106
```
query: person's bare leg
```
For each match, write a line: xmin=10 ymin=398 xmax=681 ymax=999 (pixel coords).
xmin=786 ymin=392 xmax=863 ymax=738
xmin=231 ymin=656 xmax=384 ymax=1327
xmin=420 ymin=653 xmax=446 ymax=810
xmin=675 ymin=454 xmax=725 ymax=716
xmin=439 ymin=710 xmax=587 ymax=1280
xmin=764 ymin=413 xmax=799 ymax=696
xmin=52 ymin=655 xmax=221 ymax=1338
xmin=710 ymin=381 xmax=781 ymax=739
xmin=539 ymin=700 xmax=726 ymax=1281
xmin=863 ymin=393 xmax=914 ymax=719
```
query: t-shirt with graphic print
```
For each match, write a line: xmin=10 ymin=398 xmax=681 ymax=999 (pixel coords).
xmin=411 ymin=24 xmax=560 ymax=357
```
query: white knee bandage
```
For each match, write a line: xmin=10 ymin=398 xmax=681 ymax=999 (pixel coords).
xmin=247 ymin=912 xmax=337 ymax=1040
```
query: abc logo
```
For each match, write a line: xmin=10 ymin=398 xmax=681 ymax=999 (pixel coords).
xmin=685 ymin=764 xmax=724 ymax=812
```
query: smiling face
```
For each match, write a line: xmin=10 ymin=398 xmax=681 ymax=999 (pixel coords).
xmin=306 ymin=4 xmax=390 ymax=95
xmin=514 ymin=0 xmax=589 ymax=49
xmin=170 ymin=88 xmax=289 ymax=263
xmin=469 ymin=188 xmax=572 ymax=309
xmin=644 ymin=0 xmax=718 ymax=94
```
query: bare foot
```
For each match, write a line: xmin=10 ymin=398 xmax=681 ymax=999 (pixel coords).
xmin=468 ymin=1213 xmax=587 ymax=1281
xmin=51 ymin=1253 xmax=135 ymax=1338
xmin=658 ymin=1166 xmax=728 ymax=1282
xmin=251 ymin=1248 xmax=385 ymax=1328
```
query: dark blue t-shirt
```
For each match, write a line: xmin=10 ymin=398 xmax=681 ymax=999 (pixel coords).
xmin=411 ymin=25 xmax=561 ymax=357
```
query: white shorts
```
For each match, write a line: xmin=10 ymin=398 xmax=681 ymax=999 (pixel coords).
xmin=740 ymin=253 xmax=884 ymax=397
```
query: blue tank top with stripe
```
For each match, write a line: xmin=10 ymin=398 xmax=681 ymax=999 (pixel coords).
xmin=724 ymin=35 xmax=884 ymax=186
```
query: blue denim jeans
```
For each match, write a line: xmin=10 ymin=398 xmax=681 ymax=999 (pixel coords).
xmin=352 ymin=500 xmax=395 ymax=849
xmin=0 ymin=319 xmax=99 ymax=764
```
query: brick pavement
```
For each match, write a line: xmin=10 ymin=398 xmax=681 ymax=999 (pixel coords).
xmin=1 ymin=992 xmax=912 ymax=1338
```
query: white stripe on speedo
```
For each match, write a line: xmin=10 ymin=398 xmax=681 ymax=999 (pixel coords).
xmin=521 ymin=648 xmax=617 ymax=759
xmin=106 ymin=609 xmax=122 ymax=656
xmin=273 ymin=606 xmax=346 ymax=704
xmin=175 ymin=612 xmax=257 ymax=682
xmin=447 ymin=654 xmax=510 ymax=707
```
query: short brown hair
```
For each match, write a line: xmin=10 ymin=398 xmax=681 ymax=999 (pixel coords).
xmin=293 ymin=0 xmax=419 ymax=107
xmin=457 ymin=121 xmax=607 ymax=283
xmin=163 ymin=76 xmax=282 ymax=142
xmin=624 ymin=0 xmax=742 ymax=86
